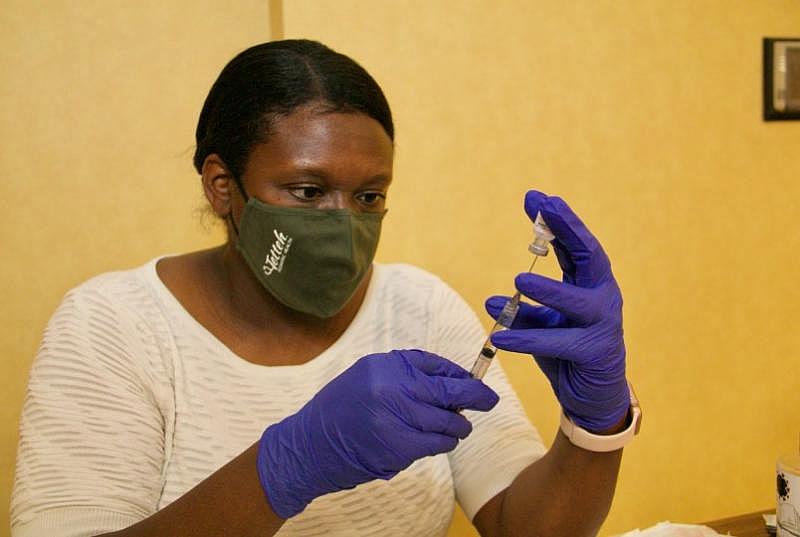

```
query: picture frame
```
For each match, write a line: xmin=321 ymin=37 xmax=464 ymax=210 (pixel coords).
xmin=763 ymin=37 xmax=800 ymax=121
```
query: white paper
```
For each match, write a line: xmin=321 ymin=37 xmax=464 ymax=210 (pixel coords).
xmin=615 ymin=521 xmax=731 ymax=537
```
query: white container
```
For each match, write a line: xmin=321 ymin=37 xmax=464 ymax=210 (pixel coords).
xmin=778 ymin=454 xmax=800 ymax=537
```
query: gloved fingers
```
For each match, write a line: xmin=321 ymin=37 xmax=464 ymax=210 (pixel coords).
xmin=524 ymin=191 xmax=612 ymax=288
xmin=407 ymin=375 xmax=499 ymax=412
xmin=401 ymin=404 xmax=473 ymax=439
xmin=397 ymin=349 xmax=471 ymax=379
xmin=485 ymin=295 xmax=564 ymax=329
xmin=403 ymin=430 xmax=460 ymax=457
xmin=523 ymin=190 xmax=548 ymax=223
xmin=491 ymin=326 xmax=597 ymax=365
xmin=533 ymin=355 xmax=561 ymax=395
xmin=514 ymin=273 xmax=602 ymax=325
xmin=366 ymin=427 xmax=456 ymax=478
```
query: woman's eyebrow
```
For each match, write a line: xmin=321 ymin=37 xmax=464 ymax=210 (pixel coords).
xmin=361 ymin=174 xmax=393 ymax=187
xmin=279 ymin=167 xmax=392 ymax=187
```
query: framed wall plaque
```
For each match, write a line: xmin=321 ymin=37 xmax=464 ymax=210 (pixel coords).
xmin=764 ymin=37 xmax=800 ymax=120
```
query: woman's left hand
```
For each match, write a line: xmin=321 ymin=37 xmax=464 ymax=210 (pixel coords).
xmin=486 ymin=190 xmax=629 ymax=433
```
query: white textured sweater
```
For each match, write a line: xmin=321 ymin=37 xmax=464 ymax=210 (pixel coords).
xmin=12 ymin=259 xmax=546 ymax=537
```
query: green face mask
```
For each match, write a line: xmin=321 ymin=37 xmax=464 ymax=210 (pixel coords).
xmin=234 ymin=197 xmax=385 ymax=318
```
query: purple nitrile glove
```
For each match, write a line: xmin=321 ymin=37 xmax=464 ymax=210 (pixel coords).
xmin=256 ymin=349 xmax=499 ymax=518
xmin=486 ymin=190 xmax=630 ymax=433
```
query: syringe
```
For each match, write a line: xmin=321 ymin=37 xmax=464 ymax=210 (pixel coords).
xmin=470 ymin=212 xmax=554 ymax=380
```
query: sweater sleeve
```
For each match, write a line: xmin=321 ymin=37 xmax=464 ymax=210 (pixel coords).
xmin=427 ymin=278 xmax=547 ymax=522
xmin=11 ymin=278 xmax=171 ymax=537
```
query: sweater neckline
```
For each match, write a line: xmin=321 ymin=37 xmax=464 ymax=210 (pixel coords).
xmin=140 ymin=255 xmax=383 ymax=375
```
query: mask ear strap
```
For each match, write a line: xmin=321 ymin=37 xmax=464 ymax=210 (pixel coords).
xmin=227 ymin=212 xmax=241 ymax=237
xmin=228 ymin=175 xmax=249 ymax=237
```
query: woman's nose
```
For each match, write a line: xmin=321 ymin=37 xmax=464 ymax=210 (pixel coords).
xmin=320 ymin=191 xmax=358 ymax=211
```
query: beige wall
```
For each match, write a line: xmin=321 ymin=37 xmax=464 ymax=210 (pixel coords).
xmin=0 ymin=1 xmax=269 ymax=534
xmin=2 ymin=2 xmax=799 ymax=537
xmin=283 ymin=2 xmax=800 ymax=536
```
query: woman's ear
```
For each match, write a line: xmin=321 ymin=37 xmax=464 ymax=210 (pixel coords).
xmin=201 ymin=154 xmax=238 ymax=218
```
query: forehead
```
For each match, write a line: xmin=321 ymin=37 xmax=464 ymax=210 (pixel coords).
xmin=243 ymin=105 xmax=394 ymax=182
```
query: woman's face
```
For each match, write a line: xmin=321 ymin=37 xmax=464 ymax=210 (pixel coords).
xmin=237 ymin=104 xmax=394 ymax=214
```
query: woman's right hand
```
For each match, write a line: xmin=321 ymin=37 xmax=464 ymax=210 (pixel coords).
xmin=256 ymin=349 xmax=499 ymax=518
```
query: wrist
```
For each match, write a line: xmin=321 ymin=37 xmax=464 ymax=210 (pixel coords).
xmin=560 ymin=381 xmax=642 ymax=452
xmin=589 ymin=409 xmax=631 ymax=436
xmin=256 ymin=422 xmax=313 ymax=519
xmin=566 ymin=380 xmax=631 ymax=432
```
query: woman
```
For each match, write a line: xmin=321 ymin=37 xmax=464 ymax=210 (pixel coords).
xmin=11 ymin=40 xmax=637 ymax=537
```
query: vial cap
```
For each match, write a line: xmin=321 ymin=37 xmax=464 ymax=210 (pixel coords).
xmin=529 ymin=211 xmax=555 ymax=256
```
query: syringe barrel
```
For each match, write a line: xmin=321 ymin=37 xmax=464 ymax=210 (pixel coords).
xmin=470 ymin=354 xmax=493 ymax=380
xmin=496 ymin=301 xmax=519 ymax=328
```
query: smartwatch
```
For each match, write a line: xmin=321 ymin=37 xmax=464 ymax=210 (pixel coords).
xmin=559 ymin=381 xmax=642 ymax=452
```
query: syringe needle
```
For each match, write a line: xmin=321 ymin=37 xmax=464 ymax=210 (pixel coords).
xmin=526 ymin=255 xmax=539 ymax=273
xmin=470 ymin=212 xmax=552 ymax=380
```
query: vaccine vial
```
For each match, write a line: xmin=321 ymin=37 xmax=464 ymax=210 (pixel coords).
xmin=777 ymin=451 xmax=800 ymax=537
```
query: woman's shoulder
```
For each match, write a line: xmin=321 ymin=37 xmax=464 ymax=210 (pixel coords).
xmin=61 ymin=257 xmax=166 ymax=317
xmin=71 ymin=256 xmax=160 ymax=292
xmin=36 ymin=257 xmax=177 ymax=388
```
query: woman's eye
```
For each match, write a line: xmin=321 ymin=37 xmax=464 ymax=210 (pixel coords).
xmin=289 ymin=186 xmax=324 ymax=201
xmin=356 ymin=192 xmax=386 ymax=206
